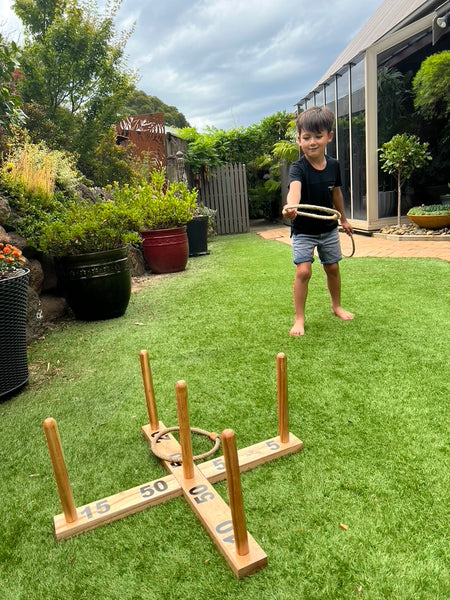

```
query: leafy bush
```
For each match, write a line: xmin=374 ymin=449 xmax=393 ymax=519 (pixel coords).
xmin=32 ymin=195 xmax=142 ymax=256
xmin=115 ymin=169 xmax=198 ymax=230
xmin=193 ymin=203 xmax=217 ymax=236
xmin=413 ymin=51 xmax=450 ymax=119
xmin=407 ymin=204 xmax=450 ymax=216
xmin=2 ymin=140 xmax=81 ymax=199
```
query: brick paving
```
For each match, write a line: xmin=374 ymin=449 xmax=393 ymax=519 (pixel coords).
xmin=252 ymin=222 xmax=450 ymax=262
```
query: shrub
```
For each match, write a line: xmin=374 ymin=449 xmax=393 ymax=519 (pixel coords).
xmin=115 ymin=169 xmax=198 ymax=230
xmin=407 ymin=204 xmax=450 ymax=216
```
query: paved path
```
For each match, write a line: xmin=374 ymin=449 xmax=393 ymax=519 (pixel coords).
xmin=252 ymin=222 xmax=450 ymax=262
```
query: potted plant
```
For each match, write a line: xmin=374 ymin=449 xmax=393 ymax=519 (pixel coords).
xmin=2 ymin=140 xmax=141 ymax=321
xmin=32 ymin=194 xmax=142 ymax=321
xmin=0 ymin=243 xmax=30 ymax=399
xmin=125 ymin=169 xmax=198 ymax=274
xmin=378 ymin=133 xmax=432 ymax=227
xmin=406 ymin=204 xmax=450 ymax=229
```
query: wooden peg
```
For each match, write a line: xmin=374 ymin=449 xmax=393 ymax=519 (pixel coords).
xmin=276 ymin=352 xmax=289 ymax=443
xmin=138 ymin=350 xmax=159 ymax=430
xmin=43 ymin=418 xmax=77 ymax=524
xmin=222 ymin=429 xmax=249 ymax=556
xmin=175 ymin=381 xmax=194 ymax=479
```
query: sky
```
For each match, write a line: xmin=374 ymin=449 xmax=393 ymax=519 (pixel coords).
xmin=0 ymin=0 xmax=384 ymax=131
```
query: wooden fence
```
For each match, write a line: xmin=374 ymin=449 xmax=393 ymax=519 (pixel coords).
xmin=197 ymin=164 xmax=249 ymax=234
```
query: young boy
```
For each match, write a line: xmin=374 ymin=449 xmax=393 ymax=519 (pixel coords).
xmin=283 ymin=106 xmax=354 ymax=336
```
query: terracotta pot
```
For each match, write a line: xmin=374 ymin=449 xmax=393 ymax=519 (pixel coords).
xmin=57 ymin=248 xmax=131 ymax=321
xmin=141 ymin=226 xmax=189 ymax=273
xmin=0 ymin=269 xmax=29 ymax=400
xmin=407 ymin=214 xmax=450 ymax=229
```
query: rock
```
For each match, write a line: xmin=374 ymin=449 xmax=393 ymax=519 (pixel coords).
xmin=0 ymin=226 xmax=10 ymax=243
xmin=127 ymin=246 xmax=147 ymax=277
xmin=0 ymin=197 xmax=11 ymax=225
xmin=26 ymin=287 xmax=46 ymax=342
xmin=38 ymin=253 xmax=59 ymax=292
xmin=28 ymin=258 xmax=44 ymax=295
xmin=39 ymin=294 xmax=69 ymax=323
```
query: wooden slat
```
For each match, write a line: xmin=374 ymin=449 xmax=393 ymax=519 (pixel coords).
xmin=53 ymin=472 xmax=180 ymax=541
xmin=142 ymin=424 xmax=303 ymax=483
xmin=144 ymin=422 xmax=267 ymax=578
xmin=197 ymin=163 xmax=249 ymax=234
xmin=52 ymin=422 xmax=302 ymax=542
xmin=172 ymin=463 xmax=267 ymax=578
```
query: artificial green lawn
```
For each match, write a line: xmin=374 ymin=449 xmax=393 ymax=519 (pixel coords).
xmin=1 ymin=233 xmax=449 ymax=599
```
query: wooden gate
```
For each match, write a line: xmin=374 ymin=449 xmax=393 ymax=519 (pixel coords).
xmin=197 ymin=164 xmax=249 ymax=234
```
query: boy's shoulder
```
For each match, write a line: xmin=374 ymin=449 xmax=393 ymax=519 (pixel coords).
xmin=325 ymin=154 xmax=339 ymax=166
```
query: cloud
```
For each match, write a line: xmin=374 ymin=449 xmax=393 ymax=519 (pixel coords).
xmin=1 ymin=0 xmax=383 ymax=130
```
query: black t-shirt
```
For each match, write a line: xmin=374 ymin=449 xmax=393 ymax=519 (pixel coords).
xmin=288 ymin=155 xmax=342 ymax=235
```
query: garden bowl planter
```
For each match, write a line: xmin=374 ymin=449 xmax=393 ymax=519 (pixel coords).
xmin=407 ymin=214 xmax=450 ymax=229
xmin=0 ymin=269 xmax=30 ymax=400
xmin=57 ymin=248 xmax=131 ymax=321
xmin=141 ymin=226 xmax=189 ymax=273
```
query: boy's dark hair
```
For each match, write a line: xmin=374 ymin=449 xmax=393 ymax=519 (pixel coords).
xmin=296 ymin=106 xmax=335 ymax=134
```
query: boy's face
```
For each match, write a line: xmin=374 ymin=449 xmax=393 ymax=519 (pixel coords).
xmin=297 ymin=128 xmax=333 ymax=161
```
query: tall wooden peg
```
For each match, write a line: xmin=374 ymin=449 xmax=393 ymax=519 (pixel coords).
xmin=276 ymin=352 xmax=289 ymax=443
xmin=175 ymin=380 xmax=194 ymax=479
xmin=43 ymin=418 xmax=77 ymax=524
xmin=222 ymin=429 xmax=249 ymax=556
xmin=138 ymin=350 xmax=159 ymax=430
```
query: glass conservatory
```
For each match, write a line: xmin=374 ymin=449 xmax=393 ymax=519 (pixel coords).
xmin=295 ymin=0 xmax=450 ymax=231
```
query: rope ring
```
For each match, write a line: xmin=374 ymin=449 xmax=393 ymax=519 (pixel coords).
xmin=151 ymin=427 xmax=221 ymax=463
xmin=283 ymin=204 xmax=341 ymax=221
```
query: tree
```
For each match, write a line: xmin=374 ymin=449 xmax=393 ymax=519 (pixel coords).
xmin=412 ymin=51 xmax=450 ymax=119
xmin=0 ymin=36 xmax=26 ymax=140
xmin=272 ymin=118 xmax=299 ymax=163
xmin=377 ymin=66 xmax=410 ymax=145
xmin=124 ymin=89 xmax=190 ymax=128
xmin=378 ymin=133 xmax=431 ymax=226
xmin=13 ymin=0 xmax=136 ymax=183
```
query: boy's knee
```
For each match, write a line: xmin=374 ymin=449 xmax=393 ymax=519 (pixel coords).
xmin=295 ymin=263 xmax=312 ymax=282
xmin=323 ymin=262 xmax=339 ymax=275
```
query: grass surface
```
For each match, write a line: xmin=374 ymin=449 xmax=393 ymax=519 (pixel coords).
xmin=1 ymin=233 xmax=449 ymax=599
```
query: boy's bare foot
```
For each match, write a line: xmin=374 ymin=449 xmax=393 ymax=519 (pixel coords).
xmin=332 ymin=306 xmax=354 ymax=321
xmin=290 ymin=318 xmax=305 ymax=336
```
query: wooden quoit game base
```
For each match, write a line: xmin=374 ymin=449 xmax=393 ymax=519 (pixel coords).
xmin=43 ymin=352 xmax=303 ymax=578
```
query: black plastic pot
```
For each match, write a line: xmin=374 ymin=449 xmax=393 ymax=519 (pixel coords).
xmin=186 ymin=216 xmax=209 ymax=256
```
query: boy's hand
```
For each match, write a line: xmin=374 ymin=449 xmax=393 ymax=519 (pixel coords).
xmin=340 ymin=219 xmax=353 ymax=236
xmin=282 ymin=205 xmax=297 ymax=220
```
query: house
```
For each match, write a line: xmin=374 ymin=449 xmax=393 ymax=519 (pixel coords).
xmin=295 ymin=0 xmax=450 ymax=231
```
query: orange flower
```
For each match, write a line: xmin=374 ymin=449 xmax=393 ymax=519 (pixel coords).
xmin=0 ymin=243 xmax=27 ymax=277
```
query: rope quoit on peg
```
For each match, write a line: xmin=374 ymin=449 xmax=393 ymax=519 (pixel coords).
xmin=151 ymin=426 xmax=221 ymax=462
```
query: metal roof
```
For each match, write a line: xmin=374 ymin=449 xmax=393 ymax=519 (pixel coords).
xmin=304 ymin=0 xmax=444 ymax=97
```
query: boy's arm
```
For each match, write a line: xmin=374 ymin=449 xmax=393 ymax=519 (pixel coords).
xmin=332 ymin=187 xmax=353 ymax=235
xmin=282 ymin=181 xmax=301 ymax=220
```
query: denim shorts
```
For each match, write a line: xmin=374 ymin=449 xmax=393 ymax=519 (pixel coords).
xmin=292 ymin=228 xmax=342 ymax=265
